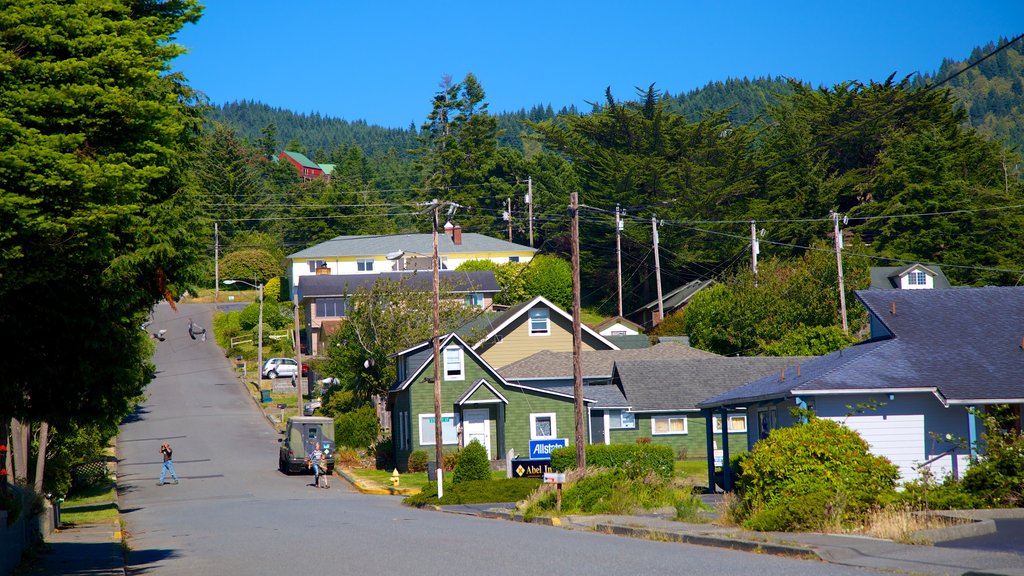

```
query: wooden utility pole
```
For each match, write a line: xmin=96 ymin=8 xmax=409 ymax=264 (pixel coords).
xmin=527 ymin=176 xmax=534 ymax=248
xmin=570 ymin=192 xmax=586 ymax=470
xmin=651 ymin=216 xmax=664 ymax=325
xmin=750 ymin=220 xmax=759 ymax=276
xmin=832 ymin=211 xmax=849 ymax=334
xmin=506 ymin=197 xmax=512 ymax=242
xmin=430 ymin=201 xmax=444 ymax=494
xmin=294 ymin=292 xmax=303 ymax=412
xmin=616 ymin=205 xmax=623 ymax=318
xmin=214 ymin=222 xmax=220 ymax=303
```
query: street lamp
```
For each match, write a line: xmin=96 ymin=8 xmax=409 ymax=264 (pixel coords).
xmin=223 ymin=279 xmax=263 ymax=382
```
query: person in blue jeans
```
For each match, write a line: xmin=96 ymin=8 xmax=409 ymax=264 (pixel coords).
xmin=158 ymin=442 xmax=178 ymax=485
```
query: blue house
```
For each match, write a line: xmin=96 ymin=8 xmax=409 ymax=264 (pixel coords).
xmin=698 ymin=287 xmax=1024 ymax=491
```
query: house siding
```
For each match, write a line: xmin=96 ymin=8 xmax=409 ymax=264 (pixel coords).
xmin=606 ymin=412 xmax=747 ymax=459
xmin=479 ymin=305 xmax=607 ymax=368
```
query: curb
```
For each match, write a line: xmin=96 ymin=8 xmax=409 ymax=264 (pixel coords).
xmin=592 ymin=523 xmax=818 ymax=559
xmin=334 ymin=467 xmax=420 ymax=496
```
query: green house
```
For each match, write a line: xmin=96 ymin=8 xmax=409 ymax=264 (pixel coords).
xmin=388 ymin=333 xmax=596 ymax=471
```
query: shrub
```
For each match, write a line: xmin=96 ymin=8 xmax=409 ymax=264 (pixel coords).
xmin=522 ymin=255 xmax=572 ymax=310
xmin=550 ymin=444 xmax=674 ymax=479
xmin=263 ymin=276 xmax=283 ymax=303
xmin=452 ymin=440 xmax=490 ymax=485
xmin=674 ymin=488 xmax=713 ymax=522
xmin=960 ymin=414 xmax=1024 ymax=507
xmin=897 ymin=477 xmax=982 ymax=511
xmin=735 ymin=417 xmax=899 ymax=530
xmin=443 ymin=450 xmax=460 ymax=471
xmin=219 ymin=248 xmax=280 ymax=285
xmin=334 ymin=406 xmax=380 ymax=450
xmin=407 ymin=450 xmax=429 ymax=472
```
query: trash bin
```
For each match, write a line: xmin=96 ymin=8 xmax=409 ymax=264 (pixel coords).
xmin=260 ymin=389 xmax=272 ymax=403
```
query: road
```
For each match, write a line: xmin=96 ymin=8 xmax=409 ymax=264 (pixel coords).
xmin=118 ymin=303 xmax=879 ymax=575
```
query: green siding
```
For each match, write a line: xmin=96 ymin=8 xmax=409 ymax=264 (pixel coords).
xmin=606 ymin=412 xmax=748 ymax=459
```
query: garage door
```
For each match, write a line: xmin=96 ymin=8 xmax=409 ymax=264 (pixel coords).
xmin=825 ymin=414 xmax=924 ymax=483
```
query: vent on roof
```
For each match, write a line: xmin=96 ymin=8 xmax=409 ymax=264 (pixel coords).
xmin=891 ymin=302 xmax=896 ymax=316
xmin=779 ymin=368 xmax=785 ymax=382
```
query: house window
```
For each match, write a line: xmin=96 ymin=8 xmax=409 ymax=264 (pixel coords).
xmin=757 ymin=409 xmax=777 ymax=440
xmin=508 ymin=256 xmax=520 ymax=263
xmin=529 ymin=308 xmax=550 ymax=335
xmin=713 ymin=414 xmax=748 ymax=433
xmin=652 ymin=416 xmax=687 ymax=435
xmin=307 ymin=259 xmax=327 ymax=273
xmin=530 ymin=413 xmax=557 ymax=440
xmin=608 ymin=409 xmax=636 ymax=429
xmin=610 ymin=330 xmax=627 ymax=336
xmin=908 ymin=271 xmax=927 ymax=285
xmin=315 ymin=298 xmax=348 ymax=318
xmin=418 ymin=413 xmax=460 ymax=446
xmin=397 ymin=412 xmax=406 ymax=450
xmin=443 ymin=346 xmax=464 ymax=381
xmin=464 ymin=293 xmax=484 ymax=308
xmin=357 ymin=259 xmax=374 ymax=272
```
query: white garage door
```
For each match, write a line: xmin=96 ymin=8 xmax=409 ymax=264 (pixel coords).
xmin=825 ymin=414 xmax=924 ymax=483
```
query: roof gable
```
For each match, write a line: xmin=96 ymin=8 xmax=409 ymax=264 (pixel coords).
xmin=499 ymin=342 xmax=719 ymax=380
xmin=470 ymin=296 xmax=619 ymax=351
xmin=456 ymin=379 xmax=509 ymax=405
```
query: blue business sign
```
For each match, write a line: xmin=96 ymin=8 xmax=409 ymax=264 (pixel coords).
xmin=529 ymin=438 xmax=568 ymax=458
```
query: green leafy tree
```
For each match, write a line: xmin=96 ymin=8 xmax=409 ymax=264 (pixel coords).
xmin=0 ymin=0 xmax=206 ymax=491
xmin=219 ymin=249 xmax=281 ymax=286
xmin=523 ymin=254 xmax=572 ymax=309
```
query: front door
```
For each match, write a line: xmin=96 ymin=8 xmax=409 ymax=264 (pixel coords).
xmin=589 ymin=410 xmax=606 ymax=444
xmin=462 ymin=409 xmax=491 ymax=459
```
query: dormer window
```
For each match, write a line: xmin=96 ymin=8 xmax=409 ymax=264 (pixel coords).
xmin=908 ymin=270 xmax=927 ymax=285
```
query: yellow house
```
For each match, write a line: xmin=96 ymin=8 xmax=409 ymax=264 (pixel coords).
xmin=469 ymin=296 xmax=619 ymax=369
xmin=285 ymin=223 xmax=535 ymax=298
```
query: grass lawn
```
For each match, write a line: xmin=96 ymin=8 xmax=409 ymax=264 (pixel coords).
xmin=343 ymin=467 xmax=509 ymax=492
xmin=675 ymin=459 xmax=709 ymax=483
xmin=61 ymin=483 xmax=118 ymax=526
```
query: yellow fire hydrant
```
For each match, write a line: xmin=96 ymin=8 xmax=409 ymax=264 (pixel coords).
xmin=390 ymin=468 xmax=400 ymax=487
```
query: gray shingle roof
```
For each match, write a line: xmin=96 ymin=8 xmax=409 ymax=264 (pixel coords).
xmin=545 ymin=383 xmax=628 ymax=408
xmin=614 ymin=357 xmax=809 ymax=411
xmin=287 ymin=233 xmax=536 ymax=259
xmin=630 ymin=279 xmax=714 ymax=314
xmin=699 ymin=287 xmax=1024 ymax=408
xmin=498 ymin=343 xmax=720 ymax=381
xmin=298 ymin=270 xmax=498 ymax=298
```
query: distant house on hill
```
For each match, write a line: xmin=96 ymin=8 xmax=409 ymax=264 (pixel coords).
xmin=278 ymin=150 xmax=333 ymax=181
xmin=869 ymin=264 xmax=952 ymax=291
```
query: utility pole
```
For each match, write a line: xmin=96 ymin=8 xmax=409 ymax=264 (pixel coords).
xmin=570 ymin=192 xmax=585 ymax=471
xmin=616 ymin=205 xmax=623 ymax=318
xmin=294 ymin=292 xmax=302 ymax=413
xmin=832 ymin=211 xmax=849 ymax=334
xmin=651 ymin=216 xmax=664 ymax=326
xmin=750 ymin=220 xmax=759 ymax=276
xmin=214 ymin=222 xmax=219 ymax=303
xmin=430 ymin=201 xmax=444 ymax=497
xmin=527 ymin=176 xmax=534 ymax=248
xmin=506 ymin=197 xmax=512 ymax=242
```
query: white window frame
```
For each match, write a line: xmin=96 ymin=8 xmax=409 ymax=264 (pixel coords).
xmin=307 ymin=259 xmax=327 ymax=272
xmin=608 ymin=409 xmax=636 ymax=429
xmin=908 ymin=270 xmax=927 ymax=285
xmin=357 ymin=259 xmax=374 ymax=272
xmin=652 ymin=415 xmax=688 ymax=435
xmin=418 ymin=413 xmax=460 ymax=446
xmin=530 ymin=413 xmax=557 ymax=440
xmin=713 ymin=414 xmax=748 ymax=433
xmin=529 ymin=308 xmax=550 ymax=336
xmin=443 ymin=346 xmax=464 ymax=381
xmin=464 ymin=293 xmax=484 ymax=308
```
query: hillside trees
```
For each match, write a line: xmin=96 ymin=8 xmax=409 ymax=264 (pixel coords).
xmin=0 ymin=0 xmax=206 ymax=488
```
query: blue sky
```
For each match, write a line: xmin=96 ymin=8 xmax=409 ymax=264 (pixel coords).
xmin=172 ymin=1 xmax=1023 ymax=129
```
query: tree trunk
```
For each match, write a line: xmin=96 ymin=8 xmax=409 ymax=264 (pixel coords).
xmin=34 ymin=421 xmax=49 ymax=493
xmin=10 ymin=418 xmax=29 ymax=483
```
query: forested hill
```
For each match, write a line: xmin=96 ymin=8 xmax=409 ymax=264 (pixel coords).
xmin=208 ymin=38 xmax=1024 ymax=158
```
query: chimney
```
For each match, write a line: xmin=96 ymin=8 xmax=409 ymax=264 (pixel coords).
xmin=315 ymin=265 xmax=331 ymax=275
xmin=451 ymin=223 xmax=462 ymax=245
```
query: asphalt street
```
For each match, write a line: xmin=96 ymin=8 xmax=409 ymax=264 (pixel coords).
xmin=117 ymin=303 xmax=883 ymax=576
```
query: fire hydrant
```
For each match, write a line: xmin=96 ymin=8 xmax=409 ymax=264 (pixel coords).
xmin=390 ymin=468 xmax=400 ymax=487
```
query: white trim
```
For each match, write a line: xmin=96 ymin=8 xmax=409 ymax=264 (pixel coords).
xmin=470 ymin=295 xmax=619 ymax=351
xmin=530 ymin=413 xmax=557 ymax=440
xmin=652 ymin=415 xmax=688 ymax=435
xmin=462 ymin=408 xmax=491 ymax=459
xmin=713 ymin=414 xmax=748 ymax=433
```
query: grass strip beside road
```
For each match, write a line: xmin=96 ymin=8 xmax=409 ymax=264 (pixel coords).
xmin=61 ymin=483 xmax=118 ymax=526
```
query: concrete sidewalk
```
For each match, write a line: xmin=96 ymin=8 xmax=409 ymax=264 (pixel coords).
xmin=436 ymin=503 xmax=1024 ymax=576
xmin=19 ymin=518 xmax=125 ymax=576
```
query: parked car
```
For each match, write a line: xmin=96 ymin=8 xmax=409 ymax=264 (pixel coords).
xmin=303 ymin=399 xmax=322 ymax=416
xmin=261 ymin=358 xmax=309 ymax=379
xmin=279 ymin=416 xmax=335 ymax=474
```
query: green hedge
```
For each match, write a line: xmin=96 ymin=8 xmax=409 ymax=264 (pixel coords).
xmin=550 ymin=444 xmax=674 ymax=479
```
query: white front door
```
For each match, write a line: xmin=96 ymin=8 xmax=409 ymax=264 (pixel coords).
xmin=463 ymin=409 xmax=491 ymax=459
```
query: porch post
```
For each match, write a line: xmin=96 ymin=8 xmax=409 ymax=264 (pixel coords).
xmin=703 ymin=409 xmax=715 ymax=493
xmin=720 ymin=406 xmax=732 ymax=491
xmin=967 ymin=406 xmax=978 ymax=460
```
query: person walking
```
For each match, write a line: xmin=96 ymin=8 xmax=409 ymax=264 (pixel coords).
xmin=307 ymin=442 xmax=325 ymax=488
xmin=158 ymin=442 xmax=179 ymax=485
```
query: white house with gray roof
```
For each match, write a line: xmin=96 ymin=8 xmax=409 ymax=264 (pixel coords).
xmin=285 ymin=223 xmax=535 ymax=297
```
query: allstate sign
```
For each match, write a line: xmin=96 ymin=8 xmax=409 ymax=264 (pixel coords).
xmin=529 ymin=438 xmax=567 ymax=458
